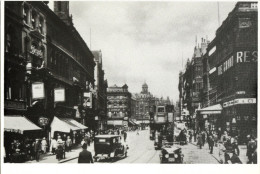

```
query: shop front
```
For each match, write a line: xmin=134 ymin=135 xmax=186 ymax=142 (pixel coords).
xmin=223 ymin=98 xmax=257 ymax=144
xmin=197 ymin=104 xmax=223 ymax=133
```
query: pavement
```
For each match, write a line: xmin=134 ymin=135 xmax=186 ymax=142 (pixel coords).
xmin=25 ymin=142 xmax=95 ymax=163
xmin=189 ymin=139 xmax=247 ymax=164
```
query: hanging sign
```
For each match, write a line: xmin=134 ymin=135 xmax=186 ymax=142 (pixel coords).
xmin=54 ymin=88 xmax=65 ymax=102
xmin=32 ymin=82 xmax=45 ymax=99
xmin=38 ymin=117 xmax=49 ymax=127
xmin=83 ymin=92 xmax=92 ymax=108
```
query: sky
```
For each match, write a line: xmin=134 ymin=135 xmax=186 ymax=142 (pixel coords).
xmin=49 ymin=1 xmax=237 ymax=103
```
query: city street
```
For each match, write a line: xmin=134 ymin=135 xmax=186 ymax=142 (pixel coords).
xmin=65 ymin=130 xmax=219 ymax=164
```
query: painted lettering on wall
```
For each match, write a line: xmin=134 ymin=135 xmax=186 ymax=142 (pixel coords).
xmin=236 ymin=51 xmax=257 ymax=63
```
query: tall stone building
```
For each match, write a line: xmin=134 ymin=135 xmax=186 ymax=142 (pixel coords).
xmin=107 ymin=84 xmax=132 ymax=128
xmin=4 ymin=1 xmax=95 ymax=144
xmin=92 ymin=50 xmax=108 ymax=131
xmin=199 ymin=2 xmax=258 ymax=143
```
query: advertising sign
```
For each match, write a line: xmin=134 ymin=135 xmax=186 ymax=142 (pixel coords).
xmin=32 ymin=82 xmax=45 ymax=99
xmin=38 ymin=117 xmax=49 ymax=127
xmin=83 ymin=92 xmax=92 ymax=108
xmin=54 ymin=88 xmax=65 ymax=102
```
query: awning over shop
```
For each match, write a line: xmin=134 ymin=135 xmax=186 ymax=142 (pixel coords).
xmin=198 ymin=104 xmax=222 ymax=114
xmin=4 ymin=115 xmax=42 ymax=134
xmin=60 ymin=118 xmax=88 ymax=130
xmin=50 ymin=116 xmax=82 ymax=137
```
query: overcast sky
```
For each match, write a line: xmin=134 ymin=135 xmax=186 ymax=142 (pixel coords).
xmin=49 ymin=1 xmax=237 ymax=102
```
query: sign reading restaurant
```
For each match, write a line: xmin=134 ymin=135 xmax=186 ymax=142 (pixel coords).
xmin=218 ymin=50 xmax=257 ymax=75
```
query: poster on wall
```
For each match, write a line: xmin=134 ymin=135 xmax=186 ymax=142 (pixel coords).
xmin=54 ymin=88 xmax=65 ymax=102
xmin=32 ymin=82 xmax=45 ymax=99
xmin=83 ymin=92 xmax=92 ymax=108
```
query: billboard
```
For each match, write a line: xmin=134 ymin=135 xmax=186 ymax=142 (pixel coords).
xmin=32 ymin=82 xmax=45 ymax=99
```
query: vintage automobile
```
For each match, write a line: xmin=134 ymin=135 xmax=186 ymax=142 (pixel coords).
xmin=93 ymin=135 xmax=128 ymax=162
xmin=159 ymin=142 xmax=184 ymax=164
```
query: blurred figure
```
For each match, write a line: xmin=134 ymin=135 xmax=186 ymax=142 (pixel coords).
xmin=66 ymin=136 xmax=72 ymax=152
xmin=247 ymin=136 xmax=257 ymax=164
xmin=78 ymin=143 xmax=93 ymax=163
xmin=218 ymin=140 xmax=226 ymax=164
xmin=50 ymin=137 xmax=57 ymax=155
xmin=41 ymin=137 xmax=47 ymax=154
xmin=34 ymin=139 xmax=41 ymax=162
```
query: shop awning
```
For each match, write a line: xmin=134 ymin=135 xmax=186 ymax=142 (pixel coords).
xmin=4 ymin=116 xmax=42 ymax=134
xmin=50 ymin=116 xmax=81 ymax=137
xmin=107 ymin=120 xmax=123 ymax=126
xmin=198 ymin=104 xmax=222 ymax=114
xmin=60 ymin=118 xmax=88 ymax=130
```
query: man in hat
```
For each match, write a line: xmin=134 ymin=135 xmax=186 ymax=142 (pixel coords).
xmin=34 ymin=139 xmax=41 ymax=162
xmin=78 ymin=143 xmax=93 ymax=163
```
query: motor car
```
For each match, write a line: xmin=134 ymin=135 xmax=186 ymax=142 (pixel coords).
xmin=159 ymin=142 xmax=184 ymax=163
xmin=93 ymin=135 xmax=128 ymax=162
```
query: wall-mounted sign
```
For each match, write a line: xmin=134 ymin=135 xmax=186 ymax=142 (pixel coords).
xmin=32 ymin=82 xmax=45 ymax=99
xmin=38 ymin=117 xmax=49 ymax=127
xmin=83 ymin=92 xmax=92 ymax=108
xmin=223 ymin=98 xmax=256 ymax=108
xmin=54 ymin=88 xmax=65 ymax=102
xmin=168 ymin=113 xmax=174 ymax=122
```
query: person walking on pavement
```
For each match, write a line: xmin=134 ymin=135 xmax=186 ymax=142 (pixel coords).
xmin=78 ymin=143 xmax=93 ymax=163
xmin=34 ymin=139 xmax=41 ymax=162
xmin=41 ymin=137 xmax=48 ymax=154
xmin=189 ymin=130 xmax=193 ymax=143
xmin=218 ymin=140 xmax=226 ymax=164
xmin=208 ymin=135 xmax=214 ymax=154
xmin=197 ymin=132 xmax=203 ymax=149
xmin=232 ymin=136 xmax=240 ymax=156
xmin=66 ymin=136 xmax=72 ymax=152
xmin=123 ymin=131 xmax=127 ymax=142
xmin=194 ymin=130 xmax=197 ymax=142
xmin=50 ymin=137 xmax=57 ymax=155
xmin=247 ymin=136 xmax=257 ymax=164
xmin=202 ymin=131 xmax=206 ymax=147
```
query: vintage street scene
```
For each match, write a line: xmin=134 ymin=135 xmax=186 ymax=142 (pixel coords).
xmin=2 ymin=1 xmax=257 ymax=165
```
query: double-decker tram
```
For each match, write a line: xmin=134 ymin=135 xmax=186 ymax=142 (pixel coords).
xmin=150 ymin=105 xmax=173 ymax=149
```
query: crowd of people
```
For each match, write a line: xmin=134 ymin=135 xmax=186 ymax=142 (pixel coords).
xmin=184 ymin=129 xmax=257 ymax=164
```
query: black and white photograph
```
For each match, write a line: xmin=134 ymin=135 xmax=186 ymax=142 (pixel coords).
xmin=1 ymin=0 xmax=259 ymax=173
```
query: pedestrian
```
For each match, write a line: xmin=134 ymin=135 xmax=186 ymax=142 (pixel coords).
xmin=78 ymin=143 xmax=93 ymax=163
xmin=56 ymin=141 xmax=64 ymax=161
xmin=194 ymin=130 xmax=197 ymax=142
xmin=221 ymin=131 xmax=229 ymax=143
xmin=197 ymin=132 xmax=203 ymax=149
xmin=218 ymin=140 xmax=226 ymax=164
xmin=50 ymin=137 xmax=57 ymax=155
xmin=66 ymin=136 xmax=72 ymax=152
xmin=232 ymin=136 xmax=240 ymax=156
xmin=41 ymin=137 xmax=48 ymax=154
xmin=123 ymin=131 xmax=127 ymax=142
xmin=213 ymin=132 xmax=218 ymax=147
xmin=11 ymin=149 xmax=22 ymax=163
xmin=202 ymin=131 xmax=206 ymax=147
xmin=34 ymin=139 xmax=41 ymax=162
xmin=189 ymin=131 xmax=193 ymax=143
xmin=208 ymin=135 xmax=214 ymax=154
xmin=246 ymin=136 xmax=257 ymax=164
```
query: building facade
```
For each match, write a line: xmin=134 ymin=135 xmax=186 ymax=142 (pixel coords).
xmin=200 ymin=2 xmax=258 ymax=143
xmin=4 ymin=1 xmax=95 ymax=142
xmin=92 ymin=50 xmax=108 ymax=131
xmin=107 ymin=84 xmax=132 ymax=128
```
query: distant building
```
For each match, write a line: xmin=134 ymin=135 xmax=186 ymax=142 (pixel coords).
xmin=92 ymin=50 xmax=108 ymax=131
xmin=107 ymin=84 xmax=131 ymax=128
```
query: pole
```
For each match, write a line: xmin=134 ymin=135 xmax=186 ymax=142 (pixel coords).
xmin=217 ymin=2 xmax=220 ymax=27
